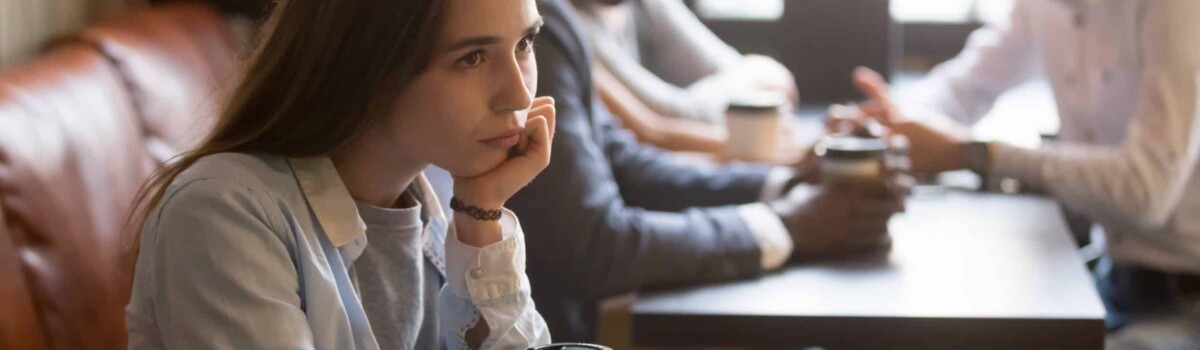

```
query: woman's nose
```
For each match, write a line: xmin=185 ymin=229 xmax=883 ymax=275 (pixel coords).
xmin=492 ymin=55 xmax=535 ymax=113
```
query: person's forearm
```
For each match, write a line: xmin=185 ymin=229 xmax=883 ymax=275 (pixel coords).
xmin=608 ymin=102 xmax=726 ymax=154
xmin=990 ymin=139 xmax=1194 ymax=232
xmin=453 ymin=212 xmax=503 ymax=247
xmin=646 ymin=117 xmax=726 ymax=154
xmin=441 ymin=210 xmax=551 ymax=349
xmin=596 ymin=67 xmax=726 ymax=154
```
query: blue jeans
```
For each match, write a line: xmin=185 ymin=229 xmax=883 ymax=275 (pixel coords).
xmin=1095 ymin=258 xmax=1200 ymax=349
xmin=1095 ymin=256 xmax=1200 ymax=329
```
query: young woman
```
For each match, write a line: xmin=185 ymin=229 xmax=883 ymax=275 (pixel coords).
xmin=125 ymin=0 xmax=554 ymax=348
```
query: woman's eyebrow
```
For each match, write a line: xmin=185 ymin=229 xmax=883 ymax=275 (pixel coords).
xmin=525 ymin=17 xmax=545 ymax=35
xmin=444 ymin=17 xmax=545 ymax=53
xmin=446 ymin=36 xmax=500 ymax=52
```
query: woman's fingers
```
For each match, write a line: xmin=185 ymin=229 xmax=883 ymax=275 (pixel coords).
xmin=515 ymin=98 xmax=553 ymax=156
xmin=546 ymin=104 xmax=556 ymax=143
xmin=531 ymin=96 xmax=554 ymax=109
xmin=529 ymin=102 xmax=556 ymax=144
xmin=531 ymin=96 xmax=556 ymax=143
xmin=521 ymin=116 xmax=551 ymax=167
xmin=450 ymin=98 xmax=556 ymax=209
xmin=480 ymin=116 xmax=548 ymax=194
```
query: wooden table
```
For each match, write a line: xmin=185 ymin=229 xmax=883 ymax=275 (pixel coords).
xmin=632 ymin=189 xmax=1107 ymax=349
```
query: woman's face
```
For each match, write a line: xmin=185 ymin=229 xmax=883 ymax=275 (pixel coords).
xmin=385 ymin=0 xmax=543 ymax=178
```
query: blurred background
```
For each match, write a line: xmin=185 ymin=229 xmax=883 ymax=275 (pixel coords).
xmin=0 ymin=0 xmax=130 ymax=65
xmin=0 ymin=1 xmax=1069 ymax=349
xmin=685 ymin=0 xmax=1054 ymax=149
xmin=0 ymin=0 xmax=265 ymax=65
xmin=0 ymin=0 xmax=1053 ymax=144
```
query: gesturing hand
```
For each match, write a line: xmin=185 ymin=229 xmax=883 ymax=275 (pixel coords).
xmin=849 ymin=67 xmax=971 ymax=175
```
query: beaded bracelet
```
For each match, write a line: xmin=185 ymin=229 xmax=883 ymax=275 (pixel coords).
xmin=449 ymin=197 xmax=503 ymax=221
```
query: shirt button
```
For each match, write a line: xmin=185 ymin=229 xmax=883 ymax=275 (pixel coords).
xmin=469 ymin=268 xmax=484 ymax=279
xmin=1065 ymin=73 xmax=1078 ymax=86
xmin=1102 ymin=70 xmax=1114 ymax=84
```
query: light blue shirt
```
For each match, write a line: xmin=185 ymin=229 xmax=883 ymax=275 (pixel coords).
xmin=125 ymin=152 xmax=550 ymax=349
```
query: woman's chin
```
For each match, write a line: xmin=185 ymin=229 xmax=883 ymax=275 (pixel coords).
xmin=439 ymin=153 xmax=507 ymax=179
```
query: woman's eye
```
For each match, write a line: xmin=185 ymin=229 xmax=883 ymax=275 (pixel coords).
xmin=518 ymin=33 xmax=539 ymax=53
xmin=456 ymin=51 xmax=485 ymax=68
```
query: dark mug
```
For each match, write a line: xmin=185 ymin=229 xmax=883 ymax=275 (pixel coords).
xmin=527 ymin=343 xmax=612 ymax=350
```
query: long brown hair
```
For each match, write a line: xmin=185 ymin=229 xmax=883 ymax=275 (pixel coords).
xmin=127 ymin=0 xmax=447 ymax=250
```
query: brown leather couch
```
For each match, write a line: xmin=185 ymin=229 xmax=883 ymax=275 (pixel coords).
xmin=0 ymin=3 xmax=241 ymax=349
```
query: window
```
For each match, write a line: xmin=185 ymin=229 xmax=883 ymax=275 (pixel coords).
xmin=892 ymin=0 xmax=1014 ymax=25
xmin=694 ymin=0 xmax=1013 ymax=24
xmin=693 ymin=0 xmax=783 ymax=21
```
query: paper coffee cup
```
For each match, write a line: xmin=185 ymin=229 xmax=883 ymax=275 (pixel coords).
xmin=725 ymin=93 xmax=785 ymax=162
xmin=816 ymin=135 xmax=888 ymax=186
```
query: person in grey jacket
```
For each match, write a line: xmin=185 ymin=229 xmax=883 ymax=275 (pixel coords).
xmin=507 ymin=0 xmax=907 ymax=341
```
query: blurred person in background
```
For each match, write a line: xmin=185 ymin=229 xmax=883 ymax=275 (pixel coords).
xmin=570 ymin=0 xmax=803 ymax=159
xmin=846 ymin=0 xmax=1200 ymax=348
xmin=125 ymin=0 xmax=556 ymax=348
xmin=507 ymin=0 xmax=909 ymax=342
xmin=147 ymin=0 xmax=272 ymax=51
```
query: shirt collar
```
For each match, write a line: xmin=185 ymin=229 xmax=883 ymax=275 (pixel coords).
xmin=287 ymin=156 xmax=448 ymax=248
xmin=287 ymin=156 xmax=366 ymax=247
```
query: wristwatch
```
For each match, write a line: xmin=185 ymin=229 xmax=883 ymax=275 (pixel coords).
xmin=965 ymin=141 xmax=992 ymax=176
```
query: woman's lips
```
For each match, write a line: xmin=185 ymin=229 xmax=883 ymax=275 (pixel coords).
xmin=480 ymin=133 xmax=521 ymax=149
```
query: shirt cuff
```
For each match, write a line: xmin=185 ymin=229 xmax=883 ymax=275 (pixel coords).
xmin=445 ymin=208 xmax=530 ymax=302
xmin=989 ymin=142 xmax=1049 ymax=189
xmin=760 ymin=166 xmax=796 ymax=202
xmin=737 ymin=203 xmax=794 ymax=271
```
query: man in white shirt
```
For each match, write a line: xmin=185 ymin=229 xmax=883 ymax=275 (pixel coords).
xmin=849 ymin=0 xmax=1200 ymax=348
